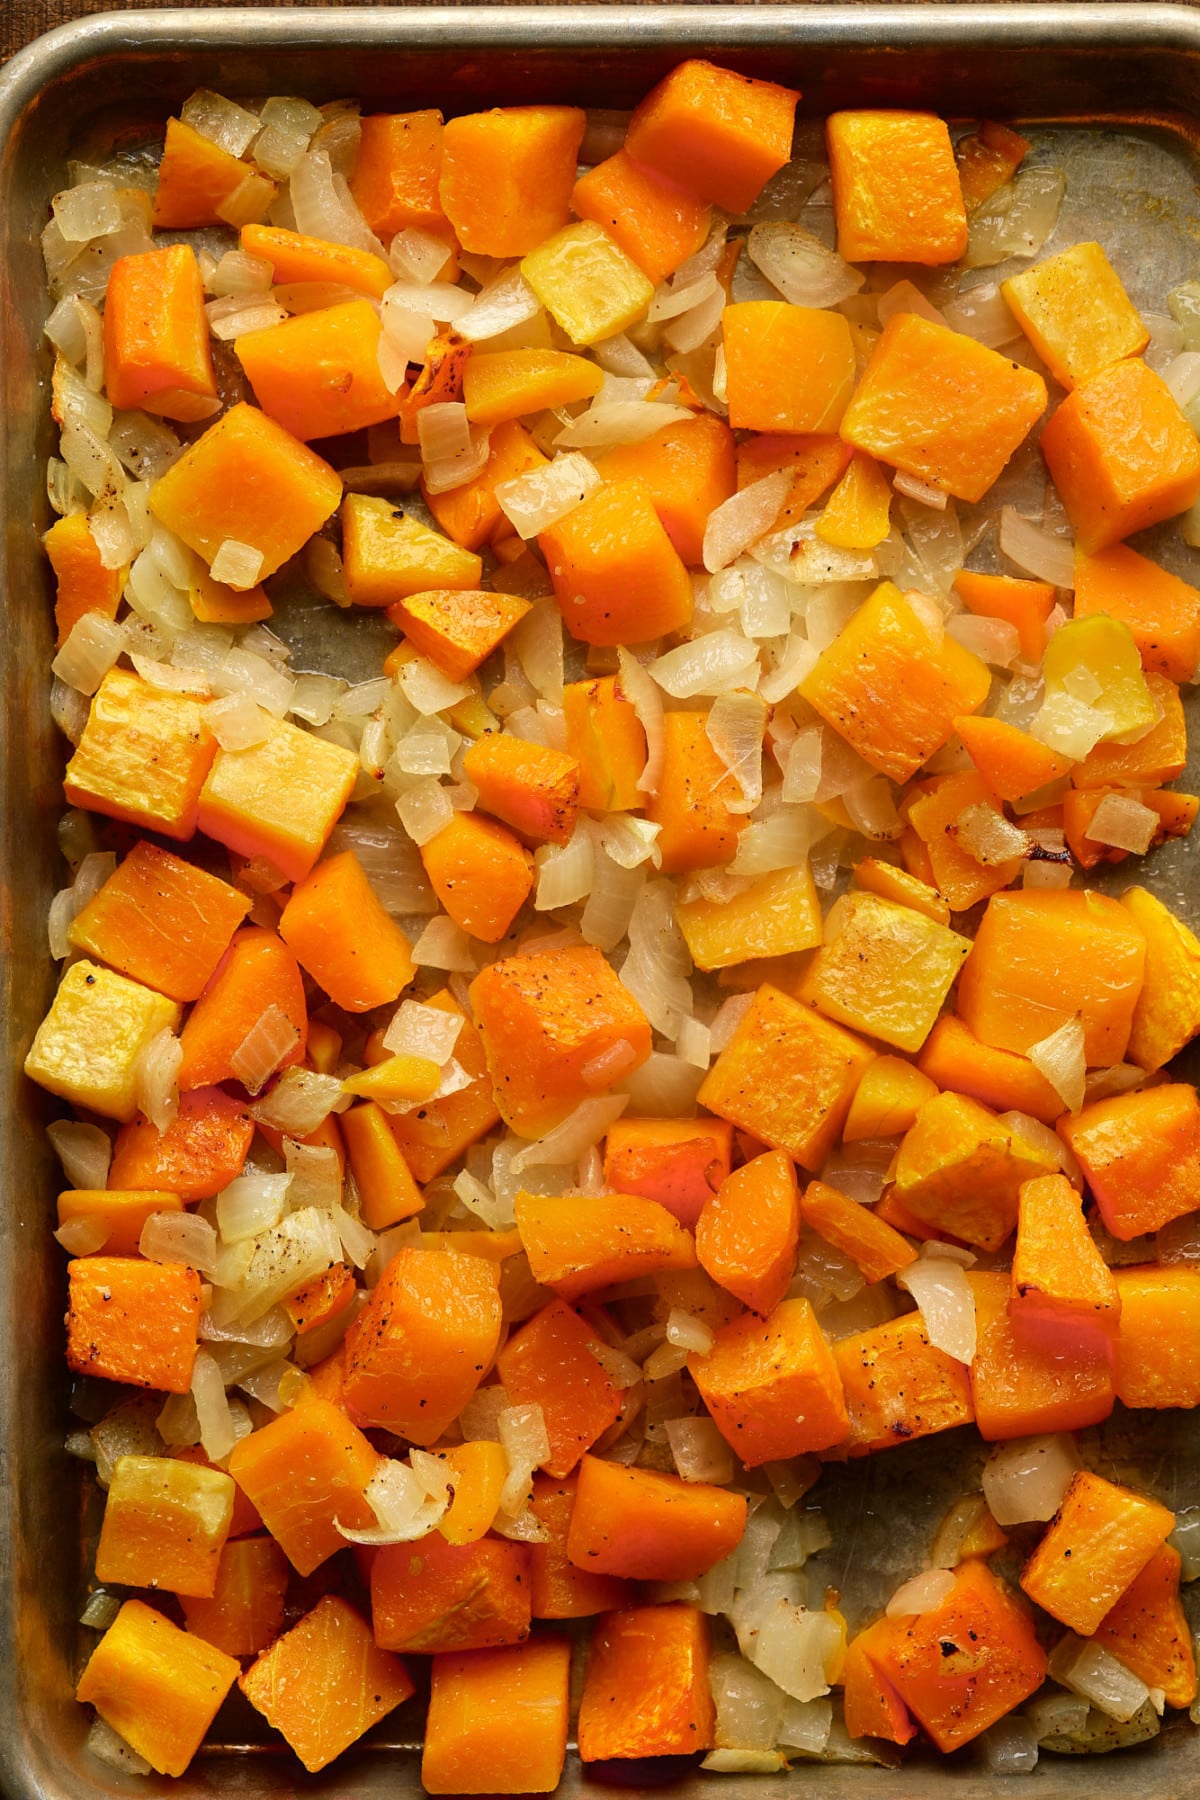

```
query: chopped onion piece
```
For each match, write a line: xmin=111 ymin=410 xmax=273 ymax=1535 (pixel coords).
xmin=1087 ymin=791 xmax=1159 ymax=855
xmin=877 ymin=278 xmax=945 ymax=327
xmin=52 ymin=182 xmax=123 ymax=243
xmin=497 ymin=451 xmax=601 ymax=539
xmin=251 ymin=1067 xmax=345 ymax=1135
xmin=730 ymin=805 xmax=823 ymax=878
xmin=48 ymin=1119 xmax=111 ymax=1189
xmin=1047 ymin=1635 xmax=1150 ymax=1722
xmin=535 ymin=825 xmax=595 ymax=911
xmin=666 ymin=1308 xmax=714 ymax=1354
xmin=580 ymin=1037 xmax=641 ymax=1091
xmin=384 ymin=1001 xmax=463 ymax=1064
xmin=748 ymin=222 xmax=864 ymax=308
xmin=999 ymin=506 xmax=1075 ymax=588
xmin=942 ymin=279 xmax=1021 ymax=348
xmin=452 ymin=1170 xmax=512 ymax=1230
xmin=706 ymin=691 xmax=767 ymax=813
xmin=981 ymin=1716 xmax=1039 ymax=1775
xmin=510 ymin=1094 xmax=628 ymax=1174
xmin=499 ymin=1402 xmax=551 ymax=1514
xmin=51 ymin=610 xmax=125 ymax=696
xmin=216 ymin=1174 xmax=292 ymax=1244
xmin=619 ymin=879 xmax=693 ymax=1038
xmin=703 ymin=471 xmax=793 ymax=573
xmin=947 ymin=613 xmax=1022 ymax=667
xmin=885 ymin=1568 xmax=956 ymax=1618
xmin=85 ymin=1717 xmax=152 ymax=1777
xmin=397 ymin=656 xmax=471 ymax=716
xmin=1028 ymin=1017 xmax=1086 ymax=1114
xmin=616 ymin=648 xmax=664 ymax=795
xmin=410 ymin=912 xmax=476 ymax=970
xmin=675 ymin=1015 xmax=711 ymax=1070
xmin=983 ymin=1434 xmax=1082 ymax=1526
xmin=955 ymin=803 xmax=1031 ymax=867
xmin=585 ymin=1338 xmax=642 ymax=1390
xmin=965 ymin=167 xmax=1065 ymax=269
xmin=212 ymin=645 xmax=294 ymax=718
xmin=134 ymin=1028 xmax=182 ymax=1135
xmin=284 ymin=1140 xmax=342 ymax=1212
xmin=209 ymin=300 xmax=287 ymax=340
xmin=337 ymin=1456 xmax=449 ymax=1545
xmin=139 ymin=1209 xmax=217 ymax=1278
xmin=216 ymin=1206 xmax=343 ymax=1327
xmin=55 ymin=1215 xmax=110 ymax=1255
xmin=749 ymin=1601 xmax=841 ymax=1703
xmin=897 ymin=1257 xmax=976 ymax=1363
xmin=191 ymin=1348 xmax=237 ymax=1461
xmin=649 ymin=630 xmax=759 ymax=698
xmin=229 ymin=1004 xmax=300 ymax=1096
xmin=1025 ymin=1690 xmax=1091 ymax=1742
xmin=290 ymin=148 xmax=384 ymax=256
xmin=182 ymin=87 xmax=261 ymax=157
xmin=206 ymin=690 xmax=271 ymax=751
xmin=665 ymin=1416 xmax=733 ymax=1484
xmin=760 ymin=633 xmax=820 ymax=706
xmin=389 ymin=225 xmax=454 ymax=284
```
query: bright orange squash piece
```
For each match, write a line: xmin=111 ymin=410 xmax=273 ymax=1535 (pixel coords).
xmin=95 ymin=1453 xmax=234 ymax=1599
xmin=572 ymin=150 xmax=711 ymax=287
xmin=177 ymin=925 xmax=306 ymax=1090
xmin=1011 ymin=1173 xmax=1120 ymax=1329
xmin=625 ymin=59 xmax=798 ymax=213
xmin=735 ymin=432 xmax=853 ymax=528
xmin=462 ymin=734 xmax=580 ymax=848
xmin=423 ymin=1640 xmax=571 ymax=1796
xmin=346 ymin=496 xmax=483 ymax=605
xmin=917 ymin=1014 xmax=1065 ymax=1126
xmin=515 ymin=1189 xmax=695 ymax=1300
xmin=695 ymin=1150 xmax=800 ymax=1316
xmin=57 ymin=1187 xmax=181 ymax=1257
xmin=152 ymin=116 xmax=274 ymax=229
xmin=434 ymin=1440 xmax=509 ymax=1546
xmin=567 ymin=1454 xmax=746 ymax=1580
xmin=64 ymin=668 xmax=217 ymax=842
xmin=440 ymin=106 xmax=585 ymax=255
xmin=104 ymin=245 xmax=217 ymax=422
xmin=1123 ymin=884 xmax=1200 ymax=1073
xmin=496 ymin=1300 xmax=624 ymax=1478
xmin=371 ymin=1534 xmax=532 ymax=1654
xmin=1071 ymin=670 xmax=1187 ymax=790
xmin=1020 ymin=1470 xmax=1174 ymax=1636
xmin=340 ymin=1100 xmax=425 ymax=1230
xmin=76 ymin=1598 xmax=240 ymax=1778
xmin=645 ymin=709 xmax=744 ymax=874
xmin=603 ymin=1117 xmax=733 ymax=1228
xmin=528 ymin=1474 xmax=635 ymax=1619
xmin=66 ymin=1258 xmax=203 ymax=1394
xmin=388 ymin=587 xmax=531 ymax=680
xmin=954 ymin=713 xmax=1074 ymax=803
xmin=241 ymin=1594 xmax=414 ymax=1773
xmin=956 ymin=121 xmax=1031 ymax=211
xmin=851 ymin=855 xmax=950 ymax=925
xmin=828 ymin=110 xmax=967 ymax=264
xmin=843 ymin=1619 xmax=918 ymax=1745
xmin=968 ymin=1270 xmax=1114 ymax=1440
xmin=279 ymin=850 xmax=416 ymax=1010
xmin=350 ymin=110 xmax=451 ymax=240
xmin=180 ymin=1535 xmax=290 ymax=1658
xmin=1059 ymin=1083 xmax=1200 ymax=1240
xmin=690 ymin=1296 xmax=850 ymax=1464
xmin=594 ymin=413 xmax=736 ymax=568
xmin=723 ymin=302 xmax=856 ymax=434
xmin=1073 ymin=542 xmax=1200 ymax=682
xmin=462 ymin=347 xmax=603 ymax=426
xmin=227 ymin=1397 xmax=379 ymax=1575
xmin=953 ymin=569 xmax=1056 ymax=665
xmin=1113 ymin=1267 xmax=1200 ymax=1409
xmin=43 ymin=511 xmax=123 ymax=647
xmin=840 ymin=313 xmax=1047 ymax=503
xmin=237 ymin=300 xmax=398 ymax=441
xmin=1093 ymin=1544 xmax=1197 ymax=1708
xmin=562 ymin=674 xmax=647 ymax=813
xmin=801 ymin=1177 xmax=917 ymax=1284
xmin=539 ymin=475 xmax=693 ymax=647
xmin=422 ymin=419 xmax=546 ymax=552
xmin=108 ymin=1084 xmax=253 ymax=1199
xmin=893 ymin=1091 xmax=1058 ymax=1252
xmin=842 ymin=1054 xmax=939 ymax=1143
xmin=578 ymin=1603 xmax=715 ymax=1761
xmin=1040 ymin=357 xmax=1200 ymax=552
xmin=420 ymin=812 xmax=533 ymax=944
xmin=240 ymin=221 xmax=393 ymax=298
xmin=385 ymin=990 xmax=501 ymax=1182
xmin=832 ymin=1311 xmax=975 ymax=1455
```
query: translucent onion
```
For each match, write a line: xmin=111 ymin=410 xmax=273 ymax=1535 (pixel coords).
xmin=665 ymin=1308 xmax=714 ymax=1355
xmin=897 ymin=1257 xmax=977 ymax=1363
xmin=51 ymin=610 xmax=125 ymax=695
xmin=749 ymin=1601 xmax=841 ymax=1703
xmin=212 ymin=646 xmax=295 ymax=719
xmin=229 ymin=1004 xmax=300 ymax=1096
xmin=885 ymin=1568 xmax=957 ymax=1617
xmin=498 ymin=1402 xmax=551 ymax=1515
xmin=703 ymin=471 xmax=793 ymax=573
xmin=496 ymin=451 xmax=602 ymax=539
xmin=730 ymin=805 xmax=822 ymax=878
xmin=85 ymin=1718 xmax=152 ymax=1776
xmin=214 ymin=1207 xmax=343 ymax=1327
xmin=663 ymin=282 xmax=726 ymax=354
xmin=580 ymin=851 xmax=645 ymax=953
xmin=946 ymin=613 xmax=1022 ymax=667
xmin=999 ymin=506 xmax=1075 ymax=588
xmin=942 ymin=279 xmax=1021 ymax=348
xmin=554 ymin=400 xmax=693 ymax=451
xmin=709 ymin=1653 xmax=785 ymax=1752
xmin=706 ymin=691 xmax=767 ymax=813
xmin=216 ymin=1174 xmax=292 ymax=1244
xmin=981 ymin=1717 xmax=1040 ymax=1775
xmin=55 ymin=1215 xmax=110 ymax=1255
xmin=965 ymin=167 xmax=1066 ymax=269
xmin=649 ymin=630 xmax=759 ymax=699
xmin=510 ymin=1094 xmax=628 ymax=1174
xmin=397 ymin=657 xmax=471 ymax=716
xmin=1027 ymin=1017 xmax=1086 ymax=1115
xmin=955 ymin=803 xmax=1031 ymax=867
xmin=251 ymin=1068 xmax=345 ymax=1135
xmin=982 ymin=1434 xmax=1082 ymax=1525
xmin=1024 ymin=1691 xmax=1091 ymax=1742
xmin=675 ymin=1015 xmax=711 ymax=1070
xmin=389 ymin=226 xmax=454 ymax=285
xmin=619 ymin=878 xmax=693 ymax=1038
xmin=760 ymin=633 xmax=820 ymax=705
xmin=284 ymin=1141 xmax=343 ymax=1212
xmin=585 ymin=1337 xmax=642 ymax=1389
xmin=337 ymin=1456 xmax=449 ymax=1545
xmin=616 ymin=648 xmax=664 ymax=795
xmin=181 ymin=87 xmax=261 ymax=157
xmin=1047 ymin=1635 xmax=1151 ymax=1722
xmin=893 ymin=469 xmax=949 ymax=509
xmin=384 ymin=1000 xmax=463 ymax=1064
xmin=747 ymin=221 xmax=864 ymax=308
xmin=580 ymin=1037 xmax=641 ymax=1091
xmin=1087 ymin=791 xmax=1159 ymax=855
xmin=422 ymin=422 xmax=491 ymax=496
xmin=134 ymin=1028 xmax=182 ymax=1134
xmin=52 ymin=182 xmax=123 ymax=243
xmin=592 ymin=331 xmax=655 ymax=377
xmin=290 ymin=148 xmax=384 ymax=256
xmin=877 ymin=279 xmax=945 ymax=327
xmin=410 ymin=912 xmax=476 ymax=970
xmin=191 ymin=1348 xmax=237 ymax=1461
xmin=535 ymin=825 xmax=595 ymax=911
xmin=139 ymin=1210 xmax=218 ymax=1278
xmin=619 ymin=1051 xmax=705 ymax=1116
xmin=48 ymin=1118 xmax=111 ymax=1189
xmin=206 ymin=690 xmax=271 ymax=751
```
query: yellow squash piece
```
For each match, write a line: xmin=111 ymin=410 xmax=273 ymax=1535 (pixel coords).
xmin=1121 ymin=886 xmax=1200 ymax=1072
xmin=197 ymin=716 xmax=359 ymax=884
xmin=522 ymin=221 xmax=655 ymax=347
xmin=343 ymin=495 xmax=483 ymax=606
xmin=814 ymin=452 xmax=892 ymax=550
xmin=676 ymin=863 xmax=823 ymax=971
xmin=95 ymin=1455 xmax=235 ymax=1599
xmin=798 ymin=891 xmax=971 ymax=1054
xmin=24 ymin=960 xmax=181 ymax=1123
xmin=843 ymin=1054 xmax=939 ymax=1142
xmin=64 ymin=667 xmax=217 ymax=842
xmin=1033 ymin=614 xmax=1158 ymax=761
xmin=1002 ymin=241 xmax=1148 ymax=391
xmin=892 ymin=1090 xmax=1060 ymax=1252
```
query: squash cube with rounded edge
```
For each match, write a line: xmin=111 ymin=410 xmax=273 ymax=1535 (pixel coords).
xmin=522 ymin=221 xmax=654 ymax=347
xmin=343 ymin=493 xmax=482 ymax=606
xmin=1002 ymin=241 xmax=1149 ymax=391
xmin=236 ymin=300 xmax=399 ymax=441
xmin=25 ymin=959 xmax=180 ymax=1122
xmin=64 ymin=667 xmax=217 ymax=842
xmin=1020 ymin=1470 xmax=1174 ymax=1637
xmin=799 ymin=890 xmax=971 ymax=1054
xmin=67 ymin=1256 xmax=203 ymax=1395
xmin=892 ymin=1090 xmax=1059 ymax=1253
xmin=387 ymin=588 xmax=531 ymax=681
xmin=440 ymin=106 xmax=585 ymax=257
xmin=148 ymin=401 xmax=342 ymax=581
xmin=77 ymin=1598 xmax=240 ymax=1778
xmin=423 ymin=1639 xmax=571 ymax=1796
xmin=723 ymin=302 xmax=856 ymax=435
xmin=96 ymin=1454 xmax=235 ymax=1599
xmin=689 ymin=1297 xmax=850 ymax=1465
xmin=625 ymin=59 xmax=798 ymax=214
xmin=197 ymin=715 xmax=359 ymax=884
xmin=827 ymin=110 xmax=968 ymax=265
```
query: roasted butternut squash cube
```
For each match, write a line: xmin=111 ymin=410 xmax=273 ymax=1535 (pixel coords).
xmin=44 ymin=509 xmax=124 ymax=647
xmin=237 ymin=300 xmax=399 ymax=440
xmin=690 ymin=1297 xmax=849 ymax=1464
xmin=1073 ymin=544 xmax=1200 ymax=684
xmin=677 ymin=863 xmax=823 ymax=970
xmin=1040 ymin=357 xmax=1200 ymax=552
xmin=152 ymin=116 xmax=275 ymax=229
xmin=578 ymin=1606 xmax=715 ymax=1761
xmin=852 ymin=855 xmax=950 ymax=925
xmin=800 ymin=581 xmax=990 ymax=783
xmin=57 ymin=1188 xmax=182 ymax=1257
xmin=1092 ymin=1544 xmax=1197 ymax=1710
xmin=497 ymin=1300 xmax=625 ymax=1478
xmin=470 ymin=943 xmax=652 ymax=1137
xmin=227 ymin=1397 xmax=379 ymax=1575
xmin=420 ymin=812 xmax=534 ymax=943
xmin=799 ymin=891 xmax=971 ymax=1053
xmin=572 ymin=150 xmax=712 ymax=288
xmin=240 ymin=221 xmax=393 ymax=299
xmin=516 ymin=1189 xmax=695 ymax=1300
xmin=539 ymin=476 xmax=693 ymax=647
xmin=372 ymin=1534 xmax=532 ymax=1654
xmin=842 ymin=1055 xmax=939 ymax=1142
xmin=1112 ymin=1267 xmax=1200 ymax=1410
xmin=1058 ymin=1083 xmax=1200 ymax=1240
xmin=840 ymin=313 xmax=1047 ymax=503
xmin=462 ymin=348 xmax=604 ymax=426
xmin=566 ymin=1457 xmax=746 ymax=1581
xmin=241 ymin=1595 xmax=414 ymax=1772
xmin=350 ymin=110 xmax=450 ymax=239
xmin=723 ymin=302 xmax=856 ymax=435
xmin=956 ymin=888 xmax=1146 ymax=1065
xmin=388 ymin=588 xmax=530 ymax=681
xmin=462 ymin=734 xmax=579 ymax=847
xmin=833 ymin=1311 xmax=975 ymax=1455
xmin=522 ymin=221 xmax=654 ymax=346
xmin=344 ymin=494 xmax=482 ymax=605
xmin=440 ymin=106 xmax=585 ymax=256
xmin=625 ymin=58 xmax=798 ymax=213
xmin=968 ymin=1270 xmax=1114 ymax=1440
xmin=1020 ymin=1471 xmax=1173 ymax=1636
xmin=423 ymin=1639 xmax=570 ymax=1796
xmin=827 ymin=110 xmax=967 ymax=265
xmin=697 ymin=983 xmax=874 ymax=1172
xmin=1002 ymin=241 xmax=1148 ymax=390
xmin=104 ymin=244 xmax=218 ymax=422
xmin=1070 ymin=670 xmax=1187 ymax=791
xmin=563 ymin=674 xmax=646 ymax=812
xmin=25 ymin=959 xmax=180 ymax=1122
xmin=892 ymin=1090 xmax=1058 ymax=1252
xmin=646 ymin=709 xmax=745 ymax=874
xmin=96 ymin=1454 xmax=235 ymax=1599
xmin=64 ymin=668 xmax=217 ymax=841
xmin=1122 ymin=885 xmax=1200 ymax=1072
xmin=67 ymin=1257 xmax=203 ymax=1393
xmin=197 ymin=715 xmax=358 ymax=883
xmin=905 ymin=770 xmax=1023 ymax=913
xmin=148 ymin=402 xmax=342 ymax=581
xmin=179 ymin=1535 xmax=290 ymax=1658
xmin=76 ymin=1598 xmax=240 ymax=1778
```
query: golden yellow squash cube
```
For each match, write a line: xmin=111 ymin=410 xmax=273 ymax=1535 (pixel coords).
xmin=63 ymin=667 xmax=217 ymax=841
xmin=76 ymin=1598 xmax=240 ymax=1778
xmin=342 ymin=494 xmax=482 ymax=607
xmin=1121 ymin=885 xmax=1200 ymax=1073
xmin=1002 ymin=242 xmax=1149 ymax=391
xmin=24 ymin=960 xmax=181 ymax=1122
xmin=697 ymin=983 xmax=875 ymax=1172
xmin=842 ymin=1053 xmax=939 ymax=1141
xmin=676 ymin=863 xmax=823 ymax=971
xmin=892 ymin=1090 xmax=1059 ymax=1251
xmin=522 ymin=221 xmax=655 ymax=347
xmin=96 ymin=1455 xmax=236 ymax=1599
xmin=798 ymin=891 xmax=971 ymax=1053
xmin=197 ymin=716 xmax=359 ymax=883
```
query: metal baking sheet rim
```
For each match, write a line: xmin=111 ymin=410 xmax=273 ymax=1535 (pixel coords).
xmin=4 ymin=7 xmax=1200 ymax=1797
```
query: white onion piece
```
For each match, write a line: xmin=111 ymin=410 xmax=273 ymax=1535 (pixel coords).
xmin=51 ymin=611 xmax=125 ymax=696
xmin=581 ymin=852 xmax=645 ymax=953
xmin=1047 ymin=1635 xmax=1151 ymax=1722
xmin=206 ymin=690 xmax=272 ymax=751
xmin=134 ymin=1028 xmax=182 ymax=1135
xmin=389 ymin=226 xmax=453 ymax=285
xmin=1027 ymin=1017 xmax=1086 ymax=1114
xmin=457 ymin=266 xmax=540 ymax=340
xmin=535 ymin=826 xmax=595 ymax=911
xmin=649 ymin=270 xmax=720 ymax=323
xmin=554 ymin=400 xmax=692 ymax=451
xmin=1024 ymin=1691 xmax=1091 ymax=1742
xmin=410 ymin=913 xmax=476 ymax=970
xmin=499 ymin=1402 xmax=551 ymax=1514
xmin=85 ymin=1717 xmax=152 ymax=1777
xmin=1164 ymin=350 xmax=1200 ymax=410
xmin=965 ymin=167 xmax=1066 ymax=270
xmin=981 ymin=1717 xmax=1040 ymax=1775
xmin=619 ymin=879 xmax=693 ymax=1038
xmin=191 ymin=1348 xmax=237 ymax=1461
xmin=748 ymin=222 xmax=864 ymax=308
xmin=290 ymin=148 xmax=384 ymax=256
xmin=336 ymin=1457 xmax=448 ymax=1545
xmin=947 ymin=614 xmax=1022 ymax=668
xmin=79 ymin=1588 xmax=122 ymax=1629
xmin=497 ymin=451 xmax=601 ymax=539
xmin=283 ymin=1140 xmax=342 ymax=1212
xmin=649 ymin=630 xmax=759 ymax=698
xmin=730 ymin=805 xmax=822 ymax=878
xmin=665 ymin=1416 xmax=733 ymax=1484
xmin=48 ymin=1119 xmax=111 ymax=1189
xmin=999 ymin=506 xmax=1075 ymax=588
xmin=666 ymin=1309 xmax=714 ymax=1354
xmin=1087 ymin=792 xmax=1159 ymax=855
xmin=598 ymin=816 xmax=660 ymax=870
xmin=748 ymin=1601 xmax=841 ymax=1703
xmin=181 ymin=87 xmax=260 ymax=157
xmin=229 ymin=1004 xmax=299 ymax=1096
xmin=664 ymin=283 xmax=725 ymax=354
xmin=703 ymin=471 xmax=793 ymax=574
xmin=215 ymin=1207 xmax=343 ymax=1327
xmin=52 ymin=182 xmax=123 ymax=242
xmin=709 ymin=1654 xmax=785 ymax=1754
xmin=675 ymin=1015 xmax=711 ymax=1070
xmin=897 ymin=1258 xmax=976 ymax=1363
xmin=396 ymin=657 xmax=471 ymax=715
xmin=510 ymin=1094 xmax=628 ymax=1174
xmin=210 ymin=301 xmax=288 ymax=341
xmin=706 ymin=691 xmax=768 ymax=813
xmin=616 ymin=648 xmax=664 ymax=795
xmin=877 ymin=279 xmax=945 ymax=328
xmin=942 ymin=280 xmax=1021 ymax=348
xmin=212 ymin=646 xmax=294 ymax=719
xmin=332 ymin=1203 xmax=375 ymax=1271
xmin=982 ymin=1434 xmax=1082 ymax=1526
xmin=416 ymin=400 xmax=471 ymax=463
xmin=893 ymin=469 xmax=949 ymax=510
xmin=251 ymin=1068 xmax=344 ymax=1135
xmin=216 ymin=1174 xmax=292 ymax=1244
xmin=885 ymin=1568 xmax=956 ymax=1618
xmin=139 ymin=1210 xmax=217 ymax=1278
xmin=55 ymin=1215 xmax=110 ymax=1256
xmin=760 ymin=633 xmax=820 ymax=706
xmin=955 ymin=804 xmax=1030 ymax=868
xmin=384 ymin=1001 xmax=463 ymax=1064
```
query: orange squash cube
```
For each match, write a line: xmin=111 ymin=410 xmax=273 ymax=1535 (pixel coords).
xmin=528 ymin=1474 xmax=635 ymax=1618
xmin=917 ymin=1014 xmax=1067 ymax=1127
xmin=953 ymin=569 xmax=1056 ymax=665
xmin=1073 ymin=542 xmax=1200 ymax=683
xmin=149 ymin=402 xmax=342 ymax=580
xmin=462 ymin=347 xmax=604 ymax=426
xmin=905 ymin=770 xmax=1024 ymax=913
xmin=343 ymin=1246 xmax=501 ymax=1442
xmin=697 ymin=983 xmax=875 ymax=1172
xmin=801 ymin=1177 xmax=918 ymax=1285
xmin=736 ymin=431 xmax=853 ymax=526
xmin=68 ymin=840 xmax=250 ymax=1003
xmin=497 ymin=1300 xmax=624 ymax=1478
xmin=24 ymin=956 xmax=181 ymax=1123
xmin=603 ymin=1117 xmax=733 ymax=1228
xmin=799 ymin=891 xmax=971 ymax=1054
xmin=1011 ymin=1173 xmax=1120 ymax=1329
xmin=279 ymin=850 xmax=416 ymax=1010
xmin=563 ymin=674 xmax=647 ymax=813
xmin=833 ymin=1311 xmax=975 ymax=1455
xmin=539 ymin=476 xmax=693 ymax=647
xmin=515 ymin=1189 xmax=695 ymax=1300
xmin=1002 ymin=241 xmax=1148 ymax=390
xmin=690 ymin=1297 xmax=849 ymax=1464
xmin=462 ymin=734 xmax=580 ymax=847
xmin=578 ymin=1605 xmax=714 ymax=1762
xmin=76 ymin=1598 xmax=240 ymax=1778
xmin=953 ymin=714 xmax=1074 ymax=804
xmin=842 ymin=1055 xmax=939 ymax=1144
xmin=1123 ymin=885 xmax=1200 ymax=1073
xmin=1092 ymin=1544 xmax=1197 ymax=1709
xmin=179 ymin=1534 xmax=289 ymax=1658
xmin=197 ymin=715 xmax=358 ymax=884
xmin=1020 ymin=1470 xmax=1174 ymax=1636
xmin=67 ymin=1258 xmax=202 ymax=1394
xmin=239 ymin=221 xmax=393 ymax=299
xmin=241 ymin=1595 xmax=414 ymax=1772
xmin=57 ymin=1188 xmax=182 ymax=1257
xmin=800 ymin=581 xmax=990 ymax=783
xmin=227 ymin=1398 xmax=380 ymax=1575
xmin=104 ymin=245 xmax=217 ymax=422
xmin=625 ymin=59 xmax=798 ymax=213
xmin=645 ymin=710 xmax=744 ymax=874
xmin=388 ymin=588 xmax=531 ymax=681
xmin=723 ymin=302 xmax=856 ymax=434
xmin=827 ymin=110 xmax=967 ymax=264
xmin=1113 ymin=1268 xmax=1200 ymax=1410
xmin=440 ymin=106 xmax=585 ymax=255
xmin=423 ymin=1639 xmax=571 ymax=1796
xmin=420 ymin=812 xmax=533 ymax=944
xmin=107 ymin=1084 xmax=254 ymax=1200
xmin=892 ymin=1091 xmax=1058 ymax=1252
xmin=594 ymin=413 xmax=736 ymax=569
xmin=237 ymin=300 xmax=398 ymax=441
xmin=386 ymin=990 xmax=501 ymax=1182
xmin=572 ymin=150 xmax=712 ymax=287
xmin=43 ymin=510 xmax=123 ymax=647
xmin=64 ymin=668 xmax=216 ymax=842
xmin=372 ymin=1535 xmax=532 ymax=1654
xmin=1040 ymin=357 xmax=1200 ymax=552
xmin=695 ymin=1149 xmax=800 ymax=1316
xmin=350 ymin=110 xmax=450 ymax=239
xmin=840 ymin=313 xmax=1047 ymax=503
xmin=152 ymin=116 xmax=274 ymax=230
xmin=95 ymin=1454 xmax=235 ymax=1599
xmin=1058 ymin=1083 xmax=1200 ymax=1240
xmin=470 ymin=943 xmax=652 ymax=1137
xmin=567 ymin=1455 xmax=746 ymax=1581
xmin=968 ymin=1270 xmax=1114 ymax=1440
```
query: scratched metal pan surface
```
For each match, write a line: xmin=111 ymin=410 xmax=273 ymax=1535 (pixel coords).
xmin=4 ymin=5 xmax=1200 ymax=1795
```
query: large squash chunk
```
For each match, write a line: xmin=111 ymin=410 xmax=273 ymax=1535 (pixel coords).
xmin=800 ymin=580 xmax=990 ymax=783
xmin=197 ymin=716 xmax=359 ymax=884
xmin=1058 ymin=1083 xmax=1200 ymax=1240
xmin=689 ymin=1297 xmax=850 ymax=1463
xmin=832 ymin=1311 xmax=975 ymax=1455
xmin=64 ymin=668 xmax=216 ymax=842
xmin=798 ymin=891 xmax=970 ymax=1053
xmin=1002 ymin=241 xmax=1148 ymax=389
xmin=892 ymin=1091 xmax=1058 ymax=1252
xmin=827 ymin=110 xmax=967 ymax=265
xmin=24 ymin=959 xmax=180 ymax=1122
xmin=76 ymin=1598 xmax=240 ymax=1778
